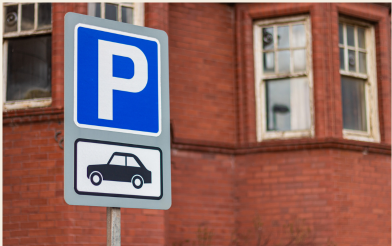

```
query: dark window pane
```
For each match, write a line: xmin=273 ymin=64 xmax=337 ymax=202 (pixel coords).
xmin=358 ymin=27 xmax=366 ymax=49
xmin=359 ymin=52 xmax=367 ymax=74
xmin=105 ymin=3 xmax=118 ymax=21
xmin=38 ymin=3 xmax=51 ymax=29
xmin=339 ymin=48 xmax=345 ymax=70
xmin=4 ymin=5 xmax=18 ymax=33
xmin=262 ymin=27 xmax=274 ymax=50
xmin=346 ymin=25 xmax=354 ymax=46
xmin=339 ymin=23 xmax=344 ymax=44
xmin=6 ymin=35 xmax=52 ymax=101
xmin=341 ymin=76 xmax=367 ymax=131
xmin=348 ymin=50 xmax=356 ymax=72
xmin=88 ymin=3 xmax=101 ymax=18
xmin=121 ymin=6 xmax=133 ymax=24
xmin=21 ymin=4 xmax=34 ymax=31
xmin=266 ymin=79 xmax=291 ymax=131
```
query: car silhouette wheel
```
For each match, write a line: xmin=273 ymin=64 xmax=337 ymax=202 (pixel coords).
xmin=90 ymin=172 xmax=103 ymax=186
xmin=132 ymin=175 xmax=144 ymax=189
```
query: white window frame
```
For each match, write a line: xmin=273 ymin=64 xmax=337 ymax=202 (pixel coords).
xmin=253 ymin=15 xmax=314 ymax=142
xmin=2 ymin=2 xmax=52 ymax=111
xmin=88 ymin=2 xmax=144 ymax=26
xmin=339 ymin=17 xmax=380 ymax=142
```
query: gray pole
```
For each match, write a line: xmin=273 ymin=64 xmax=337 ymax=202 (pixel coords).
xmin=107 ymin=207 xmax=121 ymax=246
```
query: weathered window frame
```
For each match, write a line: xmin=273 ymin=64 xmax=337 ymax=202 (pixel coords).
xmin=339 ymin=17 xmax=380 ymax=142
xmin=87 ymin=2 xmax=144 ymax=26
xmin=253 ymin=15 xmax=314 ymax=142
xmin=2 ymin=2 xmax=52 ymax=111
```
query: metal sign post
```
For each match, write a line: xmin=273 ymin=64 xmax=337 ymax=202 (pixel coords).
xmin=107 ymin=208 xmax=121 ymax=246
xmin=64 ymin=12 xmax=171 ymax=245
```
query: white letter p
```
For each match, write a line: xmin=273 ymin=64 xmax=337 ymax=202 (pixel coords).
xmin=98 ymin=40 xmax=148 ymax=120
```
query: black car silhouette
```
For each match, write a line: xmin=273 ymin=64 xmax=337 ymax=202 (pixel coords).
xmin=87 ymin=152 xmax=152 ymax=189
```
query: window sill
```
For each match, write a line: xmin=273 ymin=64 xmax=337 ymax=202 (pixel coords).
xmin=258 ymin=129 xmax=314 ymax=142
xmin=343 ymin=129 xmax=380 ymax=143
xmin=4 ymin=98 xmax=52 ymax=111
xmin=171 ymin=136 xmax=391 ymax=156
xmin=3 ymin=100 xmax=63 ymax=125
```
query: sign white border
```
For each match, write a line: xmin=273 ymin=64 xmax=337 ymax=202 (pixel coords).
xmin=73 ymin=23 xmax=162 ymax=137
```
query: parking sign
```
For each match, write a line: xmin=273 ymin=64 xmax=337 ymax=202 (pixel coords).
xmin=64 ymin=13 xmax=171 ymax=209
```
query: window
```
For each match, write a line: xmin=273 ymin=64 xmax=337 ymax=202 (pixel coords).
xmin=3 ymin=2 xmax=52 ymax=110
xmin=254 ymin=15 xmax=314 ymax=141
xmin=126 ymin=157 xmax=140 ymax=167
xmin=109 ymin=155 xmax=125 ymax=166
xmin=88 ymin=2 xmax=144 ymax=26
xmin=339 ymin=18 xmax=380 ymax=142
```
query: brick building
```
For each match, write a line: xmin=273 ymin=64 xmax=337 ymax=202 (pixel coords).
xmin=3 ymin=2 xmax=391 ymax=246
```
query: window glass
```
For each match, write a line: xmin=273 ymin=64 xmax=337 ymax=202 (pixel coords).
xmin=292 ymin=24 xmax=305 ymax=47
xmin=266 ymin=77 xmax=310 ymax=132
xmin=88 ymin=3 xmax=101 ymax=18
xmin=358 ymin=52 xmax=366 ymax=74
xmin=263 ymin=52 xmax=274 ymax=73
xmin=110 ymin=155 xmax=125 ymax=166
xmin=339 ymin=48 xmax=345 ymax=70
xmin=338 ymin=23 xmax=344 ymax=44
xmin=266 ymin=79 xmax=291 ymax=131
xmin=341 ymin=76 xmax=367 ymax=131
xmin=348 ymin=50 xmax=356 ymax=72
xmin=4 ymin=5 xmax=18 ymax=33
xmin=277 ymin=26 xmax=289 ymax=49
xmin=357 ymin=27 xmax=366 ymax=48
xmin=121 ymin=6 xmax=133 ymax=24
xmin=339 ymin=23 xmax=368 ymax=75
xmin=37 ymin=3 xmax=51 ymax=29
xmin=127 ymin=157 xmax=140 ymax=167
xmin=346 ymin=25 xmax=355 ymax=46
xmin=293 ymin=49 xmax=306 ymax=72
xmin=278 ymin=50 xmax=290 ymax=73
xmin=262 ymin=27 xmax=274 ymax=50
xmin=3 ymin=3 xmax=53 ymax=107
xmin=6 ymin=35 xmax=52 ymax=101
xmin=105 ymin=3 xmax=118 ymax=21
xmin=21 ymin=4 xmax=34 ymax=31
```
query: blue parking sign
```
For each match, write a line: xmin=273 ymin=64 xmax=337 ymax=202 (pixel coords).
xmin=65 ymin=13 xmax=171 ymax=209
xmin=75 ymin=24 xmax=161 ymax=136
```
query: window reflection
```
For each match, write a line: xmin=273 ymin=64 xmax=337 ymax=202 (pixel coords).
xmin=266 ymin=77 xmax=310 ymax=131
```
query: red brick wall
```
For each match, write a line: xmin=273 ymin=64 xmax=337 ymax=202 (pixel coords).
xmin=235 ymin=149 xmax=335 ymax=245
xmin=332 ymin=150 xmax=391 ymax=246
xmin=168 ymin=150 xmax=236 ymax=246
xmin=3 ymin=120 xmax=65 ymax=245
xmin=168 ymin=3 xmax=237 ymax=145
xmin=235 ymin=149 xmax=390 ymax=246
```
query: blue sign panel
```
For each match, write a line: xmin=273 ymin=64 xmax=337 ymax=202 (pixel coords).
xmin=75 ymin=24 xmax=161 ymax=136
